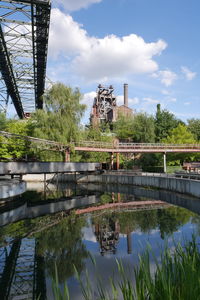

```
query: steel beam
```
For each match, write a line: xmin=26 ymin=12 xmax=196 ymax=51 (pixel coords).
xmin=0 ymin=23 xmax=24 ymax=117
xmin=0 ymin=0 xmax=51 ymax=117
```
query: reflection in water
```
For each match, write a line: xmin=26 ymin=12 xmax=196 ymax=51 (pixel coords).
xmin=0 ymin=183 xmax=200 ymax=299
xmin=94 ymin=218 xmax=120 ymax=255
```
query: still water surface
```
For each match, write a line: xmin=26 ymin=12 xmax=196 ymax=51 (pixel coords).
xmin=0 ymin=183 xmax=200 ymax=299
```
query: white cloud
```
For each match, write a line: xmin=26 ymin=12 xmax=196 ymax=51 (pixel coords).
xmin=54 ymin=0 xmax=102 ymax=11
xmin=139 ymin=97 xmax=160 ymax=113
xmin=117 ymin=95 xmax=139 ymax=106
xmin=49 ymin=9 xmax=91 ymax=58
xmin=181 ymin=66 xmax=196 ymax=81
xmin=81 ymin=91 xmax=96 ymax=123
xmin=161 ymin=89 xmax=170 ymax=95
xmin=152 ymin=70 xmax=177 ymax=86
xmin=174 ymin=112 xmax=200 ymax=118
xmin=184 ymin=102 xmax=191 ymax=106
xmin=168 ymin=97 xmax=177 ymax=102
xmin=73 ymin=35 xmax=167 ymax=81
xmin=81 ymin=91 xmax=96 ymax=106
xmin=143 ymin=97 xmax=160 ymax=104
xmin=49 ymin=9 xmax=167 ymax=82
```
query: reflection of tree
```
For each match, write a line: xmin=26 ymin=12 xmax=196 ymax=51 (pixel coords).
xmin=157 ymin=207 xmax=193 ymax=239
xmin=91 ymin=206 xmax=194 ymax=242
xmin=0 ymin=214 xmax=65 ymax=246
xmin=191 ymin=215 xmax=200 ymax=235
xmin=117 ymin=210 xmax=158 ymax=234
xmin=0 ymin=219 xmax=36 ymax=246
xmin=35 ymin=215 xmax=88 ymax=283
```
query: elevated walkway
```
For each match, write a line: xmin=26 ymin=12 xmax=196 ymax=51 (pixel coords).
xmin=0 ymin=162 xmax=101 ymax=175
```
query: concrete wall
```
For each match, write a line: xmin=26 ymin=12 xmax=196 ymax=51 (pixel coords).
xmin=0 ymin=180 xmax=26 ymax=200
xmin=23 ymin=174 xmax=54 ymax=182
xmin=0 ymin=162 xmax=101 ymax=175
xmin=68 ymin=174 xmax=200 ymax=198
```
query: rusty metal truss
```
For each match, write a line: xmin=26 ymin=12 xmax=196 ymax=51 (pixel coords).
xmin=0 ymin=0 xmax=51 ymax=118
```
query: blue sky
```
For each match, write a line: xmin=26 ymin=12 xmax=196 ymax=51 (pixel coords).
xmin=45 ymin=0 xmax=200 ymax=123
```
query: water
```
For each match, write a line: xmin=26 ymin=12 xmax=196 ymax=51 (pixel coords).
xmin=0 ymin=183 xmax=200 ymax=299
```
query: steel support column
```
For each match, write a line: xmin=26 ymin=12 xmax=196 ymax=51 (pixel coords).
xmin=116 ymin=152 xmax=120 ymax=170
xmin=110 ymin=152 xmax=114 ymax=170
xmin=163 ymin=152 xmax=167 ymax=173
xmin=64 ymin=149 xmax=71 ymax=162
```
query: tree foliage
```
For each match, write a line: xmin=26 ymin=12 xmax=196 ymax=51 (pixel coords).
xmin=0 ymin=113 xmax=7 ymax=130
xmin=132 ymin=113 xmax=155 ymax=143
xmin=75 ymin=126 xmax=113 ymax=163
xmin=162 ymin=124 xmax=200 ymax=165
xmin=0 ymin=119 xmax=33 ymax=160
xmin=113 ymin=114 xmax=134 ymax=140
xmin=187 ymin=118 xmax=200 ymax=141
xmin=155 ymin=104 xmax=183 ymax=142
xmin=32 ymin=83 xmax=86 ymax=143
xmin=162 ymin=124 xmax=196 ymax=144
xmin=113 ymin=112 xmax=155 ymax=143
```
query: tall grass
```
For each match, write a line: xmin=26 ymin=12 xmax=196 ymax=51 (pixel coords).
xmin=135 ymin=237 xmax=200 ymax=300
xmin=52 ymin=236 xmax=200 ymax=300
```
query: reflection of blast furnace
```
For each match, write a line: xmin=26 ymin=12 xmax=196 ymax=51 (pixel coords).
xmin=94 ymin=220 xmax=120 ymax=255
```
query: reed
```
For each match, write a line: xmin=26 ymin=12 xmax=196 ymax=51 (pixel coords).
xmin=52 ymin=236 xmax=200 ymax=300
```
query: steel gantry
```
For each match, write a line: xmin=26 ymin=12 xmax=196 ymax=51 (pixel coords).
xmin=0 ymin=0 xmax=51 ymax=118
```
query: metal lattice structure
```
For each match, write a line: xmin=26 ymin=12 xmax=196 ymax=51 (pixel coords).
xmin=9 ymin=239 xmax=36 ymax=300
xmin=0 ymin=0 xmax=51 ymax=118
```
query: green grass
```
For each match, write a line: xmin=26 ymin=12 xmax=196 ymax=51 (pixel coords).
xmin=52 ymin=236 xmax=200 ymax=300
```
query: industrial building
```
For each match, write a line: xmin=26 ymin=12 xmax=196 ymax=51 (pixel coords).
xmin=90 ymin=83 xmax=134 ymax=127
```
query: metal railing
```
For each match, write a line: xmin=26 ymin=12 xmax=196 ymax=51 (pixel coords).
xmin=1 ymin=131 xmax=200 ymax=153
xmin=75 ymin=140 xmax=200 ymax=150
xmin=0 ymin=131 xmax=69 ymax=151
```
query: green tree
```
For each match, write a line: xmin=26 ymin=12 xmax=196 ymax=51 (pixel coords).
xmin=113 ymin=113 xmax=155 ymax=143
xmin=155 ymin=104 xmax=183 ymax=142
xmin=0 ymin=113 xmax=7 ymax=130
xmin=132 ymin=113 xmax=155 ymax=143
xmin=28 ymin=83 xmax=86 ymax=161
xmin=187 ymin=118 xmax=200 ymax=141
xmin=0 ymin=119 xmax=32 ymax=160
xmin=162 ymin=124 xmax=200 ymax=165
xmin=32 ymin=83 xmax=86 ymax=143
xmin=113 ymin=114 xmax=135 ymax=140
xmin=77 ymin=126 xmax=113 ymax=163
xmin=163 ymin=124 xmax=196 ymax=144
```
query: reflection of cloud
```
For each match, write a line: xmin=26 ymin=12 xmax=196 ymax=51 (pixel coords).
xmin=150 ymin=229 xmax=160 ymax=235
xmin=82 ymin=226 xmax=97 ymax=243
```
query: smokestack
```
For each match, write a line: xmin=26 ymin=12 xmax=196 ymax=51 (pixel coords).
xmin=124 ymin=83 xmax=128 ymax=106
